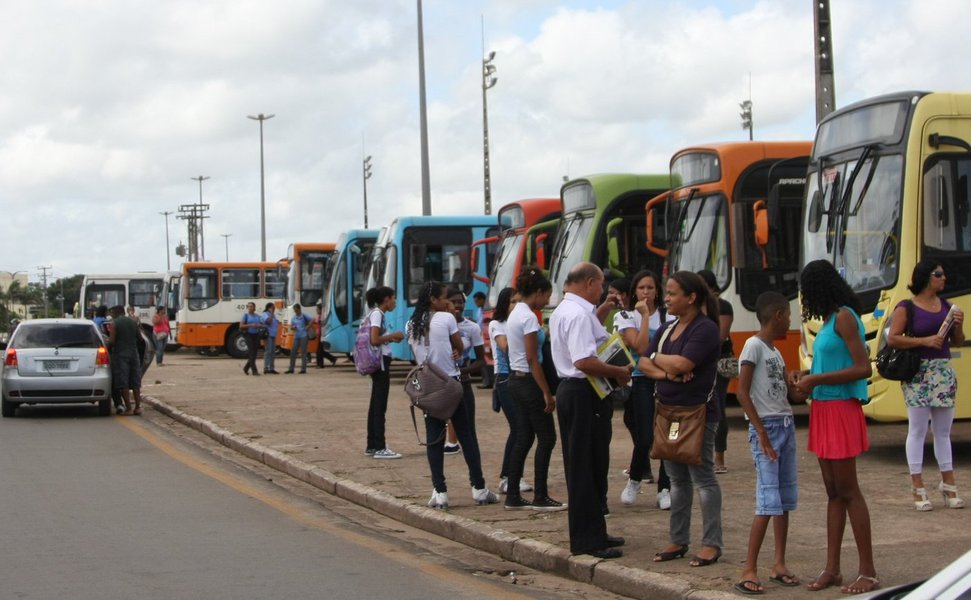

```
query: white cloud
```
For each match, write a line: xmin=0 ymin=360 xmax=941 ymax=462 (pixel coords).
xmin=1 ymin=0 xmax=971 ymax=282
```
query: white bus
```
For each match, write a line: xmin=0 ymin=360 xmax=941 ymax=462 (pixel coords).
xmin=78 ymin=272 xmax=181 ymax=342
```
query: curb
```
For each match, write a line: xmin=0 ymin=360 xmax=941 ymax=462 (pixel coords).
xmin=144 ymin=396 xmax=733 ymax=600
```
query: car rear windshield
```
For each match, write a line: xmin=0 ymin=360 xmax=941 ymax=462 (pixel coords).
xmin=13 ymin=324 xmax=102 ymax=349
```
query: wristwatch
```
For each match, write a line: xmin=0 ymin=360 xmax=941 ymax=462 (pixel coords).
xmin=649 ymin=352 xmax=657 ymax=361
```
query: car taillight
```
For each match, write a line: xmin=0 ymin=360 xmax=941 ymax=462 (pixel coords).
xmin=4 ymin=348 xmax=16 ymax=367
xmin=96 ymin=346 xmax=110 ymax=366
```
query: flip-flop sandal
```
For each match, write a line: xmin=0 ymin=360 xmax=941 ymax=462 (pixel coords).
xmin=133 ymin=408 xmax=143 ymax=415
xmin=807 ymin=571 xmax=842 ymax=592
xmin=734 ymin=580 xmax=764 ymax=595
xmin=769 ymin=573 xmax=800 ymax=587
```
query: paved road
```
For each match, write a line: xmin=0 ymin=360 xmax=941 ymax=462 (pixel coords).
xmin=138 ymin=352 xmax=971 ymax=598
xmin=0 ymin=405 xmax=621 ymax=600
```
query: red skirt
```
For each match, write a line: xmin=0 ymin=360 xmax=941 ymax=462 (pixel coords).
xmin=808 ymin=399 xmax=870 ymax=459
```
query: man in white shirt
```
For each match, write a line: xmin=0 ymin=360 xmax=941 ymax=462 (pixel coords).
xmin=550 ymin=262 xmax=632 ymax=559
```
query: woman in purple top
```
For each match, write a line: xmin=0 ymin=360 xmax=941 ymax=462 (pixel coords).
xmin=638 ymin=271 xmax=723 ymax=567
xmin=887 ymin=259 xmax=966 ymax=511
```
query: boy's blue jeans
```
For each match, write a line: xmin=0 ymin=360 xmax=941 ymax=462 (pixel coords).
xmin=748 ymin=416 xmax=798 ymax=516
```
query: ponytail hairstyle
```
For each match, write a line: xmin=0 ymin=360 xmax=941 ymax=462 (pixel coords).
xmin=668 ymin=271 xmax=719 ymax=324
xmin=515 ymin=266 xmax=552 ymax=298
xmin=408 ymin=281 xmax=446 ymax=342
xmin=366 ymin=286 xmax=395 ymax=308
xmin=493 ymin=287 xmax=514 ymax=322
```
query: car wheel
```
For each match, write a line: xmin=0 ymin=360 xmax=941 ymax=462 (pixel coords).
xmin=227 ymin=330 xmax=249 ymax=359
xmin=1 ymin=398 xmax=18 ymax=418
xmin=98 ymin=398 xmax=112 ymax=417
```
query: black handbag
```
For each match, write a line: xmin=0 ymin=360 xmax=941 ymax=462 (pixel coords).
xmin=875 ymin=300 xmax=921 ymax=382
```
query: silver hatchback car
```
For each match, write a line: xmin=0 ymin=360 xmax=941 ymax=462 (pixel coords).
xmin=2 ymin=319 xmax=112 ymax=417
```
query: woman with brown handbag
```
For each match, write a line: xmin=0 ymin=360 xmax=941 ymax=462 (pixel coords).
xmin=638 ymin=271 xmax=723 ymax=567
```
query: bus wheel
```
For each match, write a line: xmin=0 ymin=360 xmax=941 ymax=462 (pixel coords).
xmin=227 ymin=330 xmax=249 ymax=358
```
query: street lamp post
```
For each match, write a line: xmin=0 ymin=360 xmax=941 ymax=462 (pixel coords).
xmin=363 ymin=155 xmax=373 ymax=229
xmin=159 ymin=210 xmax=173 ymax=270
xmin=190 ymin=176 xmax=210 ymax=260
xmin=482 ymin=44 xmax=498 ymax=216
xmin=221 ymin=233 xmax=231 ymax=261
xmin=416 ymin=0 xmax=431 ymax=215
xmin=247 ymin=113 xmax=275 ymax=261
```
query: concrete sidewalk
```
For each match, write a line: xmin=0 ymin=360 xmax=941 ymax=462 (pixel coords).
xmin=142 ymin=352 xmax=971 ymax=599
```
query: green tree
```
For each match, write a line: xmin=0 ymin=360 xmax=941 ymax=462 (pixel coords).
xmin=47 ymin=274 xmax=83 ymax=318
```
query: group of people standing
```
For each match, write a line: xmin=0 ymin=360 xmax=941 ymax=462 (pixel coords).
xmin=240 ymin=302 xmax=339 ymax=376
xmin=352 ymin=257 xmax=964 ymax=596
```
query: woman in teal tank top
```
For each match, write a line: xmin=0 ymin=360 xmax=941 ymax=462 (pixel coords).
xmin=792 ymin=260 xmax=878 ymax=595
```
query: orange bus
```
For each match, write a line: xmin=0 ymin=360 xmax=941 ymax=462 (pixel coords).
xmin=175 ymin=261 xmax=287 ymax=357
xmin=646 ymin=141 xmax=812 ymax=384
xmin=276 ymin=242 xmax=337 ymax=354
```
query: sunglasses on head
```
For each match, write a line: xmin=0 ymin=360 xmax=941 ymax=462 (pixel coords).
xmin=931 ymin=271 xmax=945 ymax=278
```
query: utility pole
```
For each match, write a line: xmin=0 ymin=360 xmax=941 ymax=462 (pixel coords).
xmin=177 ymin=204 xmax=209 ymax=261
xmin=37 ymin=265 xmax=51 ymax=317
xmin=363 ymin=154 xmax=373 ymax=229
xmin=813 ymin=0 xmax=836 ymax=124
xmin=190 ymin=176 xmax=210 ymax=261
xmin=417 ymin=0 xmax=431 ymax=215
xmin=481 ymin=18 xmax=497 ymax=216
xmin=160 ymin=210 xmax=174 ymax=270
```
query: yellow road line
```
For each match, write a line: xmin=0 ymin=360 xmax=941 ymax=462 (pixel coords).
xmin=116 ymin=417 xmax=531 ymax=599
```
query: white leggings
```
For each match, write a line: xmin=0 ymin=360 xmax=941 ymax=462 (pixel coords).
xmin=906 ymin=406 xmax=955 ymax=475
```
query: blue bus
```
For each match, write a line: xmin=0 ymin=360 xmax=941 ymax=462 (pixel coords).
xmin=362 ymin=215 xmax=499 ymax=360
xmin=320 ymin=228 xmax=380 ymax=356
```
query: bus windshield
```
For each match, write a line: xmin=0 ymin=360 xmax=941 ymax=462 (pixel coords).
xmin=668 ymin=194 xmax=730 ymax=286
xmin=291 ymin=250 xmax=333 ymax=307
xmin=548 ymin=212 xmax=594 ymax=307
xmin=802 ymin=153 xmax=903 ymax=300
xmin=488 ymin=232 xmax=523 ymax=307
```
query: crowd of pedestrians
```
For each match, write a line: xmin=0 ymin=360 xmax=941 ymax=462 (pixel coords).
xmin=343 ymin=256 xmax=965 ymax=596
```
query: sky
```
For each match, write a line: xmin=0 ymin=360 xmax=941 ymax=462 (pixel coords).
xmin=2 ymin=0 xmax=971 ymax=284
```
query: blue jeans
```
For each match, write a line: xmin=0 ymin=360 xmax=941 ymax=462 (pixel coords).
xmin=425 ymin=387 xmax=486 ymax=493
xmin=664 ymin=423 xmax=723 ymax=549
xmin=289 ymin=336 xmax=309 ymax=372
xmin=263 ymin=335 xmax=276 ymax=372
xmin=154 ymin=333 xmax=167 ymax=365
xmin=748 ymin=416 xmax=798 ymax=515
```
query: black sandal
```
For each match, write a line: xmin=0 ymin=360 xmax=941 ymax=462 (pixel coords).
xmin=653 ymin=544 xmax=688 ymax=562
xmin=689 ymin=547 xmax=722 ymax=567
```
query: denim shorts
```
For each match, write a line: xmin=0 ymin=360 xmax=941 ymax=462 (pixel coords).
xmin=748 ymin=416 xmax=798 ymax=516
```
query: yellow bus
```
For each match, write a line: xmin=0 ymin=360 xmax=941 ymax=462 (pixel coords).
xmin=800 ymin=91 xmax=971 ymax=421
xmin=175 ymin=261 xmax=287 ymax=357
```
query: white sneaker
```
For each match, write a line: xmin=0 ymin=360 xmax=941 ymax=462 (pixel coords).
xmin=499 ymin=477 xmax=532 ymax=494
xmin=472 ymin=487 xmax=499 ymax=505
xmin=427 ymin=491 xmax=448 ymax=509
xmin=373 ymin=448 xmax=402 ymax=459
xmin=620 ymin=479 xmax=641 ymax=505
xmin=656 ymin=488 xmax=671 ymax=510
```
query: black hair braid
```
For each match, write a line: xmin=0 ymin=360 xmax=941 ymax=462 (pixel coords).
xmin=408 ymin=281 xmax=442 ymax=342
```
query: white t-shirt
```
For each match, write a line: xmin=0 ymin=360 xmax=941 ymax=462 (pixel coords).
xmin=506 ymin=302 xmax=540 ymax=372
xmin=488 ymin=319 xmax=509 ymax=374
xmin=739 ymin=336 xmax=792 ymax=419
xmin=456 ymin=318 xmax=483 ymax=363
xmin=367 ymin=308 xmax=392 ymax=357
xmin=408 ymin=311 xmax=460 ymax=377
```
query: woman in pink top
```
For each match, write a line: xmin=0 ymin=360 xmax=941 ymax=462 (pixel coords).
xmin=151 ymin=306 xmax=171 ymax=366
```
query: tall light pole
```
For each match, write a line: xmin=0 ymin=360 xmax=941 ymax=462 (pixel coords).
xmin=248 ymin=113 xmax=275 ymax=260
xmin=363 ymin=155 xmax=373 ymax=229
xmin=482 ymin=35 xmax=497 ymax=216
xmin=220 ymin=233 xmax=232 ymax=261
xmin=159 ymin=210 xmax=173 ymax=270
xmin=416 ymin=0 xmax=431 ymax=215
xmin=189 ymin=176 xmax=210 ymax=260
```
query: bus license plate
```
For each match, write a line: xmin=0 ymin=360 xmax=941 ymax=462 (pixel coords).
xmin=44 ymin=360 xmax=70 ymax=370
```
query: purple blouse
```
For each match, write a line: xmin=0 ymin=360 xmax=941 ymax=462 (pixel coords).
xmin=902 ymin=300 xmax=952 ymax=360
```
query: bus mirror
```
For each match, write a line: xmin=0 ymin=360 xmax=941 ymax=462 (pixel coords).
xmin=808 ymin=190 xmax=824 ymax=233
xmin=606 ymin=217 xmax=623 ymax=277
xmin=753 ymin=200 xmax=770 ymax=247
xmin=645 ymin=192 xmax=670 ymax=257
xmin=535 ymin=233 xmax=549 ymax=268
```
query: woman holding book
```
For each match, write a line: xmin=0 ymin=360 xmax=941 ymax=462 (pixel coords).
xmin=886 ymin=259 xmax=965 ymax=510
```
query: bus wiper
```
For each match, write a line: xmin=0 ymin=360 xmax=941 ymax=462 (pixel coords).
xmin=848 ymin=154 xmax=880 ymax=217
xmin=682 ymin=190 xmax=707 ymax=245
xmin=834 ymin=145 xmax=875 ymax=254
